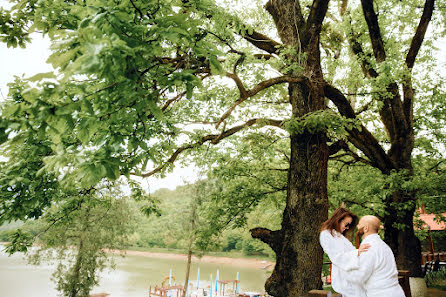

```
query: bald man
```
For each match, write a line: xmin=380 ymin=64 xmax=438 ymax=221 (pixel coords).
xmin=342 ymin=215 xmax=406 ymax=297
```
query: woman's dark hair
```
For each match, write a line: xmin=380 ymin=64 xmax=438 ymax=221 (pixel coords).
xmin=320 ymin=207 xmax=358 ymax=237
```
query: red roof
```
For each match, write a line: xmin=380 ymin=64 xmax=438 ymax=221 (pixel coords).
xmin=418 ymin=214 xmax=446 ymax=231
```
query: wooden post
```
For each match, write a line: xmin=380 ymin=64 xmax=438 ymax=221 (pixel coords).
xmin=398 ymin=270 xmax=412 ymax=297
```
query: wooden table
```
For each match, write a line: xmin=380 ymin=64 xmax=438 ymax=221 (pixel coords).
xmin=218 ymin=279 xmax=240 ymax=296
xmin=149 ymin=285 xmax=184 ymax=297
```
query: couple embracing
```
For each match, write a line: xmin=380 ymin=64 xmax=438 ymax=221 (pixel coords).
xmin=319 ymin=207 xmax=406 ymax=297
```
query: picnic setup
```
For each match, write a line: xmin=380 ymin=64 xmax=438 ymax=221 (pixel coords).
xmin=148 ymin=269 xmax=267 ymax=297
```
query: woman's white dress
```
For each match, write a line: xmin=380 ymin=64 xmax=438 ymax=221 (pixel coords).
xmin=319 ymin=229 xmax=367 ymax=297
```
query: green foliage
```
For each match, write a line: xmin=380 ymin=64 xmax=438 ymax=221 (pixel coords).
xmin=328 ymin=159 xmax=387 ymax=217
xmin=284 ymin=110 xmax=361 ymax=138
xmin=425 ymin=269 xmax=446 ymax=290
xmin=25 ymin=189 xmax=136 ymax=297
xmin=0 ymin=5 xmax=31 ymax=48
xmin=3 ymin=228 xmax=33 ymax=254
xmin=0 ymin=2 xmax=445 ymax=288
xmin=125 ymin=182 xmax=275 ymax=258
xmin=0 ymin=131 xmax=61 ymax=224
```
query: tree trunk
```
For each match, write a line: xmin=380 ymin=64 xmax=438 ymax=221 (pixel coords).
xmin=271 ymin=132 xmax=330 ymax=296
xmin=69 ymin=239 xmax=84 ymax=297
xmin=250 ymin=1 xmax=331 ymax=295
xmin=384 ymin=103 xmax=422 ymax=276
xmin=183 ymin=247 xmax=193 ymax=297
xmin=383 ymin=193 xmax=423 ymax=277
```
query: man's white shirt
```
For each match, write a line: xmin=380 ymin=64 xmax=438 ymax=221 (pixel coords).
xmin=342 ymin=233 xmax=406 ymax=297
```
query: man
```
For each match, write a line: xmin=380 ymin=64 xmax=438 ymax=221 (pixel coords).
xmin=342 ymin=215 xmax=406 ymax=297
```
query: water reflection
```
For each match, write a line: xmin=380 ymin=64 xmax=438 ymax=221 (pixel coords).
xmin=0 ymin=245 xmax=269 ymax=297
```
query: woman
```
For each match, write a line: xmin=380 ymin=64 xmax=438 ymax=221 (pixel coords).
xmin=319 ymin=207 xmax=370 ymax=297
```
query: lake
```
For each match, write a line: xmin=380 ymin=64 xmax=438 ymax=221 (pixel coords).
xmin=0 ymin=245 xmax=270 ymax=297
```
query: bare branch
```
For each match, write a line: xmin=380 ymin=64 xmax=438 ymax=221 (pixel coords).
xmin=339 ymin=0 xmax=349 ymax=16
xmin=253 ymin=54 xmax=276 ymax=60
xmin=161 ymin=91 xmax=187 ymax=112
xmin=86 ymin=82 xmax=118 ymax=97
xmin=331 ymin=146 xmax=373 ymax=166
xmin=225 ymin=72 xmax=249 ymax=98
xmin=355 ymin=100 xmax=373 ymax=115
xmin=129 ymin=0 xmax=144 ymax=20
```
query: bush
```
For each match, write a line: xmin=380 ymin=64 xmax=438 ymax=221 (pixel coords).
xmin=425 ymin=268 xmax=446 ymax=290
xmin=223 ymin=233 xmax=243 ymax=252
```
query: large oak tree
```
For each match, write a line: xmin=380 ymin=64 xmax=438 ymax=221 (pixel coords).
xmin=1 ymin=0 xmax=444 ymax=296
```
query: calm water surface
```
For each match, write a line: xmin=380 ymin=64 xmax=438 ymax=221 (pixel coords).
xmin=0 ymin=245 xmax=269 ymax=297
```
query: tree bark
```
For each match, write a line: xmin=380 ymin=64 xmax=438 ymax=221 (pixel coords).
xmin=183 ymin=247 xmax=193 ymax=297
xmin=383 ymin=190 xmax=423 ymax=277
xmin=263 ymin=129 xmax=329 ymax=296
xmin=254 ymin=2 xmax=330 ymax=295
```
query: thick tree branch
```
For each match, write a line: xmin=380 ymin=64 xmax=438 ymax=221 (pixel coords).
xmin=347 ymin=28 xmax=378 ymax=78
xmin=360 ymin=0 xmax=386 ymax=62
xmin=242 ymin=29 xmax=282 ymax=55
xmin=217 ymin=75 xmax=307 ymax=128
xmin=402 ymin=0 xmax=435 ymax=135
xmin=265 ymin=0 xmax=305 ymax=47
xmin=304 ymin=0 xmax=331 ymax=46
xmin=328 ymin=140 xmax=348 ymax=156
xmin=324 ymin=83 xmax=395 ymax=173
xmin=140 ymin=118 xmax=284 ymax=178
xmin=331 ymin=146 xmax=373 ymax=166
xmin=250 ymin=227 xmax=282 ymax=253
xmin=346 ymin=14 xmax=409 ymax=146
xmin=378 ymin=83 xmax=409 ymax=143
xmin=406 ymin=0 xmax=435 ymax=69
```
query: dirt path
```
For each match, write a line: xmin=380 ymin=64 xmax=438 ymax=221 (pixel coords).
xmin=107 ymin=249 xmax=275 ymax=270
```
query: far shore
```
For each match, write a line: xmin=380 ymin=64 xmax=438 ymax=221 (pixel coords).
xmin=107 ymin=249 xmax=275 ymax=270
xmin=0 ymin=242 xmax=274 ymax=270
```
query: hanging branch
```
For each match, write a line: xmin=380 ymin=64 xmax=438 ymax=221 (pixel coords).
xmin=140 ymin=118 xmax=284 ymax=178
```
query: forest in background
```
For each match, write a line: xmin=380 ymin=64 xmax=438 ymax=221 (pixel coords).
xmin=1 ymin=171 xmax=444 ymax=258
xmin=0 ymin=183 xmax=277 ymax=258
